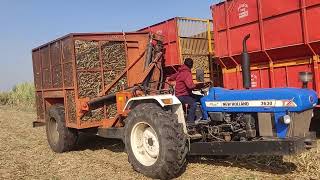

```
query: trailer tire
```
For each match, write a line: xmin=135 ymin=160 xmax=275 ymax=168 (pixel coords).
xmin=46 ymin=104 xmax=78 ymax=153
xmin=124 ymin=103 xmax=187 ymax=179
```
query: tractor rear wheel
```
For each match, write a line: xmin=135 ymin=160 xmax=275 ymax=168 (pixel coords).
xmin=124 ymin=103 xmax=187 ymax=179
xmin=46 ymin=104 xmax=78 ymax=153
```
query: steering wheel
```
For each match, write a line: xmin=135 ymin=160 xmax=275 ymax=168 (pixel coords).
xmin=192 ymin=81 xmax=212 ymax=96
xmin=194 ymin=81 xmax=212 ymax=90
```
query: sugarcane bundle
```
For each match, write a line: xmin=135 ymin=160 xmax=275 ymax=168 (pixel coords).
xmin=66 ymin=90 xmax=77 ymax=123
xmin=103 ymin=69 xmax=128 ymax=87
xmin=105 ymin=76 xmax=128 ymax=118
xmin=102 ymin=40 xmax=127 ymax=118
xmin=183 ymin=55 xmax=209 ymax=72
xmin=77 ymin=72 xmax=102 ymax=98
xmin=75 ymin=40 xmax=100 ymax=69
xmin=81 ymin=107 xmax=104 ymax=121
xmin=104 ymin=70 xmax=122 ymax=85
xmin=106 ymin=104 xmax=117 ymax=118
xmin=101 ymin=41 xmax=126 ymax=71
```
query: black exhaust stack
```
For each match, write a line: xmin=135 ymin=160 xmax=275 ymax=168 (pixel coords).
xmin=242 ymin=34 xmax=251 ymax=89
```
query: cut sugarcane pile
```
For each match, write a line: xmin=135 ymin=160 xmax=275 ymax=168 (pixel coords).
xmin=66 ymin=90 xmax=76 ymax=124
xmin=182 ymin=55 xmax=209 ymax=73
xmin=75 ymin=40 xmax=100 ymax=69
xmin=75 ymin=40 xmax=128 ymax=120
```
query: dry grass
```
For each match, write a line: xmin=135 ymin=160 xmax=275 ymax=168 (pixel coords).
xmin=0 ymin=106 xmax=319 ymax=180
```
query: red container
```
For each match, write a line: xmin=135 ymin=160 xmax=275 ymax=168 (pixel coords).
xmin=211 ymin=0 xmax=320 ymax=96
xmin=138 ymin=17 xmax=215 ymax=81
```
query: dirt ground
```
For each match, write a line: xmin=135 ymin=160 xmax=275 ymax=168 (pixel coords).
xmin=0 ymin=106 xmax=319 ymax=180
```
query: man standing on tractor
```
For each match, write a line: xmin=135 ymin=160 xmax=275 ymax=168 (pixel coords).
xmin=168 ymin=58 xmax=199 ymax=124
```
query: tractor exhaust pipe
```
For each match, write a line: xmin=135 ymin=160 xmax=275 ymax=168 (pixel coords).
xmin=242 ymin=34 xmax=251 ymax=89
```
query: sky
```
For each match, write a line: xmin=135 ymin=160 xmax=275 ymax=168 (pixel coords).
xmin=0 ymin=0 xmax=220 ymax=91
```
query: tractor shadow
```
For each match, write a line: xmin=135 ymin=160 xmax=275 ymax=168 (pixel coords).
xmin=74 ymin=133 xmax=125 ymax=153
xmin=187 ymin=155 xmax=297 ymax=175
xmin=72 ymin=134 xmax=297 ymax=175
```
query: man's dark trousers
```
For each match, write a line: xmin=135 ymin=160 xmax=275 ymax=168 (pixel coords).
xmin=177 ymin=95 xmax=197 ymax=122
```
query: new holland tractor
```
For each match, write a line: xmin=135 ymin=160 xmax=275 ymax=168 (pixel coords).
xmin=33 ymin=33 xmax=317 ymax=180
xmin=120 ymin=35 xmax=317 ymax=179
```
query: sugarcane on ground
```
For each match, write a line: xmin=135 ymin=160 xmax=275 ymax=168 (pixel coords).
xmin=0 ymin=106 xmax=319 ymax=180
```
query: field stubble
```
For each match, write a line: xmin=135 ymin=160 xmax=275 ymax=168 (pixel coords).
xmin=0 ymin=106 xmax=319 ymax=180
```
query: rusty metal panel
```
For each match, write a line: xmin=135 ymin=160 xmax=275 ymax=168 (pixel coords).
xmin=41 ymin=46 xmax=50 ymax=68
xmin=35 ymin=91 xmax=44 ymax=120
xmin=62 ymin=38 xmax=73 ymax=62
xmin=41 ymin=47 xmax=52 ymax=89
xmin=63 ymin=62 xmax=74 ymax=87
xmin=52 ymin=65 xmax=63 ymax=88
xmin=49 ymin=41 xmax=63 ymax=88
xmin=32 ymin=50 xmax=42 ymax=90
xmin=50 ymin=41 xmax=61 ymax=66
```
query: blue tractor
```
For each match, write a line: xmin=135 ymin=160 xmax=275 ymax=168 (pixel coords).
xmin=114 ymin=34 xmax=318 ymax=179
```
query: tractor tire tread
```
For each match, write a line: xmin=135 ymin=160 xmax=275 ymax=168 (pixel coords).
xmin=124 ymin=103 xmax=187 ymax=179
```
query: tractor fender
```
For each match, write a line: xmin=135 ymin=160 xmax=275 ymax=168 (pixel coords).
xmin=124 ymin=95 xmax=187 ymax=133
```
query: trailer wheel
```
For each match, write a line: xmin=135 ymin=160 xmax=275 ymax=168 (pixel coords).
xmin=46 ymin=104 xmax=78 ymax=153
xmin=124 ymin=103 xmax=187 ymax=179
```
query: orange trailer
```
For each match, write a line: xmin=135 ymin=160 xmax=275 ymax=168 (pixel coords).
xmin=32 ymin=32 xmax=161 ymax=129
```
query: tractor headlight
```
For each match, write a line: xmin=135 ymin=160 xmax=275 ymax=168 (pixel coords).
xmin=281 ymin=115 xmax=291 ymax=124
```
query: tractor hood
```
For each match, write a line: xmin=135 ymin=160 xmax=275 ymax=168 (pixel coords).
xmin=201 ymin=87 xmax=318 ymax=113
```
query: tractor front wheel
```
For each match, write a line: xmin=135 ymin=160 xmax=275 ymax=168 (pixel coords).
xmin=124 ymin=103 xmax=187 ymax=179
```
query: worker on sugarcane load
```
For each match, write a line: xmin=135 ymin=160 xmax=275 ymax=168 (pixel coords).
xmin=168 ymin=58 xmax=206 ymax=125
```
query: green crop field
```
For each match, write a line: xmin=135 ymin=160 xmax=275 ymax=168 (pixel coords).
xmin=0 ymin=82 xmax=35 ymax=109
